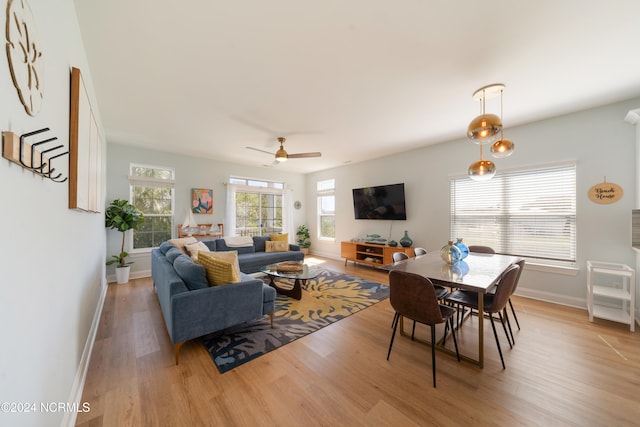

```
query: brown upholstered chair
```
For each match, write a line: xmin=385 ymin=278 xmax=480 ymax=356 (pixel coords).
xmin=445 ymin=264 xmax=520 ymax=369
xmin=468 ymin=245 xmax=495 ymax=254
xmin=390 ymin=250 xmax=449 ymax=333
xmin=387 ymin=270 xmax=460 ymax=387
xmin=468 ymin=245 xmax=522 ymax=333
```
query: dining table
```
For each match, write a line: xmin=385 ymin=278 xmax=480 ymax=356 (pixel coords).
xmin=380 ymin=250 xmax=520 ymax=368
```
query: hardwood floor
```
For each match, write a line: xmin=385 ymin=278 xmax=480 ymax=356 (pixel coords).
xmin=76 ymin=256 xmax=640 ymax=426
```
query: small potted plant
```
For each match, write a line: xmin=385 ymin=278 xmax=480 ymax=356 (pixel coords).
xmin=296 ymin=224 xmax=311 ymax=255
xmin=105 ymin=199 xmax=144 ymax=284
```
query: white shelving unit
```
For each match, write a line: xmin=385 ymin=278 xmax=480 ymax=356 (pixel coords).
xmin=587 ymin=261 xmax=635 ymax=332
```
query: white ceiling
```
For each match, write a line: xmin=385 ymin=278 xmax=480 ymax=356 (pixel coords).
xmin=74 ymin=0 xmax=640 ymax=173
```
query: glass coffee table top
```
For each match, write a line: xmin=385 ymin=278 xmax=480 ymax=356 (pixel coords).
xmin=260 ymin=263 xmax=321 ymax=280
xmin=260 ymin=263 xmax=321 ymax=300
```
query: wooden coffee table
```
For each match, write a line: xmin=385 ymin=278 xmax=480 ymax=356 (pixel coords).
xmin=260 ymin=263 xmax=320 ymax=300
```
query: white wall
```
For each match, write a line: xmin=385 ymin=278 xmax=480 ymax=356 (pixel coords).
xmin=105 ymin=143 xmax=307 ymax=278
xmin=306 ymin=98 xmax=640 ymax=307
xmin=0 ymin=1 xmax=106 ymax=426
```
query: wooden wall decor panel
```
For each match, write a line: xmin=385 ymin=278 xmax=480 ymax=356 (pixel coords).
xmin=69 ymin=67 xmax=102 ymax=212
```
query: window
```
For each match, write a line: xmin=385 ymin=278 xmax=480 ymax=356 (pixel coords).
xmin=450 ymin=162 xmax=576 ymax=267
xmin=228 ymin=178 xmax=284 ymax=236
xmin=129 ymin=164 xmax=175 ymax=250
xmin=317 ymin=179 xmax=335 ymax=239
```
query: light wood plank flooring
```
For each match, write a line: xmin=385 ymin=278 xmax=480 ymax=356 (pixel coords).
xmin=77 ymin=256 xmax=640 ymax=426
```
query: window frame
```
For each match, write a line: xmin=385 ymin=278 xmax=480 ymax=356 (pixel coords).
xmin=128 ymin=163 xmax=175 ymax=253
xmin=317 ymin=179 xmax=335 ymax=241
xmin=450 ymin=161 xmax=577 ymax=269
xmin=230 ymin=177 xmax=286 ymax=237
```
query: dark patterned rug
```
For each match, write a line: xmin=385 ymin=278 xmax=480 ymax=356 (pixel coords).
xmin=202 ymin=269 xmax=389 ymax=373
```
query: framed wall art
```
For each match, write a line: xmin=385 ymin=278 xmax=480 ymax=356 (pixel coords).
xmin=192 ymin=188 xmax=213 ymax=214
xmin=69 ymin=67 xmax=102 ymax=212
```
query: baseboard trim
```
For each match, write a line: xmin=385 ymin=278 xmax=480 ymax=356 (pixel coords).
xmin=515 ymin=287 xmax=586 ymax=310
xmin=61 ymin=277 xmax=108 ymax=427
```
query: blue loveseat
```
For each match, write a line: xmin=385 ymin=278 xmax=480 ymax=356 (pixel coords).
xmin=151 ymin=236 xmax=304 ymax=364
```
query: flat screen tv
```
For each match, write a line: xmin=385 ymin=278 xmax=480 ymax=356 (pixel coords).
xmin=352 ymin=183 xmax=407 ymax=220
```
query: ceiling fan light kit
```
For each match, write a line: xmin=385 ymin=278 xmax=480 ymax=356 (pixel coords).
xmin=248 ymin=137 xmax=321 ymax=165
xmin=466 ymin=83 xmax=515 ymax=181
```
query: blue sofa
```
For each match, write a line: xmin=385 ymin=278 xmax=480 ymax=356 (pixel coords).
xmin=151 ymin=236 xmax=304 ymax=364
xmin=208 ymin=235 xmax=305 ymax=273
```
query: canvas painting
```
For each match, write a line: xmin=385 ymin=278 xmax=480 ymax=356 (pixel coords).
xmin=192 ymin=188 xmax=213 ymax=214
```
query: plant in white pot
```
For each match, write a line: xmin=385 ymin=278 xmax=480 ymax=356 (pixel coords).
xmin=105 ymin=199 xmax=144 ymax=284
xmin=296 ymin=224 xmax=311 ymax=255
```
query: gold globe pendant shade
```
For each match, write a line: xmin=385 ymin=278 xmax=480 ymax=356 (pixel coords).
xmin=468 ymin=158 xmax=496 ymax=181
xmin=491 ymin=137 xmax=515 ymax=158
xmin=467 ymin=113 xmax=502 ymax=144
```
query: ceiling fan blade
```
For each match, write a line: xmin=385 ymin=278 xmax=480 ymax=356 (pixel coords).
xmin=287 ymin=152 xmax=322 ymax=159
xmin=246 ymin=146 xmax=275 ymax=156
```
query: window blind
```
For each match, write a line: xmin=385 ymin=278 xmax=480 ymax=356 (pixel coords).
xmin=450 ymin=162 xmax=576 ymax=267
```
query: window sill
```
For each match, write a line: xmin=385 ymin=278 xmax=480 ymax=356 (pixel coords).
xmin=525 ymin=262 xmax=579 ymax=276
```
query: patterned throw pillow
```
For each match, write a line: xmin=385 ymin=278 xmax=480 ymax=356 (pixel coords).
xmin=266 ymin=240 xmax=288 ymax=252
xmin=185 ymin=241 xmax=210 ymax=260
xmin=197 ymin=252 xmax=240 ymax=286
xmin=269 ymin=233 xmax=288 ymax=242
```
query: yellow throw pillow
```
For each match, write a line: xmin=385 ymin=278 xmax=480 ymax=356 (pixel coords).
xmin=168 ymin=237 xmax=198 ymax=254
xmin=269 ymin=233 xmax=288 ymax=242
xmin=266 ymin=240 xmax=288 ymax=252
xmin=197 ymin=253 xmax=240 ymax=286
xmin=199 ymin=251 xmax=242 ymax=280
xmin=185 ymin=241 xmax=210 ymax=260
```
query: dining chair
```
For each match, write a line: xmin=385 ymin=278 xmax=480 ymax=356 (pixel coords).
xmin=393 ymin=251 xmax=409 ymax=262
xmin=387 ymin=270 xmax=460 ymax=387
xmin=468 ymin=245 xmax=521 ymax=332
xmin=468 ymin=245 xmax=495 ymax=254
xmin=444 ymin=264 xmax=520 ymax=369
xmin=390 ymin=250 xmax=449 ymax=334
xmin=414 ymin=247 xmax=428 ymax=256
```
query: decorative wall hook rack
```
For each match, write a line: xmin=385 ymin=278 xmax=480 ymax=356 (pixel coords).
xmin=2 ymin=128 xmax=69 ymax=182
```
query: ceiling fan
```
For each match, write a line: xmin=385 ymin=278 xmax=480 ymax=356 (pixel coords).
xmin=246 ymin=137 xmax=321 ymax=165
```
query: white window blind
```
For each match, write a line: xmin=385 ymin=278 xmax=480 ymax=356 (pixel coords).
xmin=450 ymin=162 xmax=576 ymax=267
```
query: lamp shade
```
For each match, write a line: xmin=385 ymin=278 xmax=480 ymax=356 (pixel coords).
xmin=275 ymin=146 xmax=288 ymax=161
xmin=468 ymin=159 xmax=496 ymax=181
xmin=491 ymin=138 xmax=515 ymax=158
xmin=467 ymin=113 xmax=502 ymax=144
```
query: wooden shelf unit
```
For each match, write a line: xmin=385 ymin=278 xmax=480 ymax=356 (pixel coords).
xmin=586 ymin=260 xmax=635 ymax=332
xmin=341 ymin=241 xmax=414 ymax=267
xmin=177 ymin=223 xmax=224 ymax=240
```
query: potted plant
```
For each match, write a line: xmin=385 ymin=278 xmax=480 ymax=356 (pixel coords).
xmin=296 ymin=224 xmax=311 ymax=255
xmin=105 ymin=199 xmax=144 ymax=284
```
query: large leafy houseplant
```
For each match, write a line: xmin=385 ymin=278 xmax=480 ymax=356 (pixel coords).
xmin=296 ymin=224 xmax=311 ymax=249
xmin=105 ymin=199 xmax=144 ymax=268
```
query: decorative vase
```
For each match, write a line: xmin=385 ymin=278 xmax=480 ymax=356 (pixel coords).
xmin=454 ymin=237 xmax=469 ymax=259
xmin=115 ymin=266 xmax=131 ymax=284
xmin=388 ymin=240 xmax=397 ymax=247
xmin=440 ymin=240 xmax=462 ymax=264
xmin=399 ymin=231 xmax=413 ymax=248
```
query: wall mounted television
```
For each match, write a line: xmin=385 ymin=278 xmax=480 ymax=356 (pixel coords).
xmin=352 ymin=183 xmax=407 ymax=220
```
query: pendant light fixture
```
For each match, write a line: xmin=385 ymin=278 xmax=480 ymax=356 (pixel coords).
xmin=467 ymin=84 xmax=503 ymax=144
xmin=490 ymin=86 xmax=515 ymax=158
xmin=466 ymin=83 xmax=514 ymax=180
xmin=468 ymin=141 xmax=496 ymax=181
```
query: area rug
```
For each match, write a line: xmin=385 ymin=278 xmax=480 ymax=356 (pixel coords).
xmin=202 ymin=269 xmax=389 ymax=373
